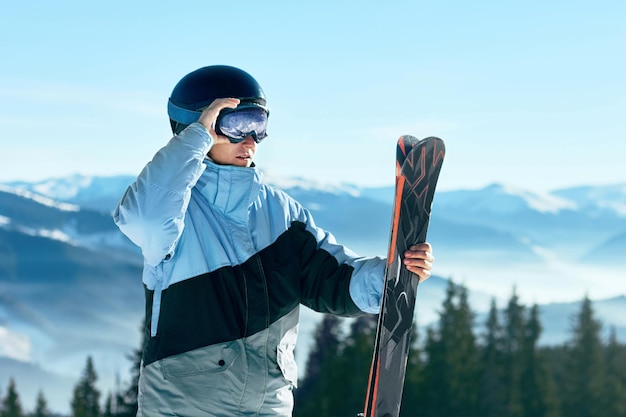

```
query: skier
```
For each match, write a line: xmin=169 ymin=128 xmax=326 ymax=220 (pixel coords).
xmin=113 ymin=65 xmax=435 ymax=417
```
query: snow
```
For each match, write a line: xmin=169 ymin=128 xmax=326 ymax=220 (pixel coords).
xmin=261 ymin=170 xmax=362 ymax=197
xmin=598 ymin=201 xmax=626 ymax=216
xmin=31 ymin=174 xmax=93 ymax=200
xmin=498 ymin=183 xmax=577 ymax=214
xmin=434 ymin=183 xmax=579 ymax=216
xmin=0 ymin=184 xmax=80 ymax=212
xmin=553 ymin=183 xmax=626 ymax=217
xmin=0 ymin=326 xmax=32 ymax=362
xmin=14 ymin=224 xmax=77 ymax=245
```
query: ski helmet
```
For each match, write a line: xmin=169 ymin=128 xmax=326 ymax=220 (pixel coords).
xmin=167 ymin=65 xmax=266 ymax=134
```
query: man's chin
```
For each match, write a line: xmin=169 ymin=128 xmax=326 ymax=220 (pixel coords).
xmin=235 ymin=158 xmax=253 ymax=167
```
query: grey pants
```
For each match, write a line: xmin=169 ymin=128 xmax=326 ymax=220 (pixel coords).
xmin=137 ymin=312 xmax=299 ymax=417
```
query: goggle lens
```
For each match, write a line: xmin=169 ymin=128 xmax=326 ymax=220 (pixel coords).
xmin=216 ymin=105 xmax=269 ymax=143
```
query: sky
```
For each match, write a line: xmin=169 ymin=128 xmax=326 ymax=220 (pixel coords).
xmin=1 ymin=0 xmax=624 ymax=192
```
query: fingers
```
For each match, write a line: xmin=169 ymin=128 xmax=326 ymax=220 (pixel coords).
xmin=407 ymin=242 xmax=432 ymax=255
xmin=404 ymin=243 xmax=434 ymax=263
xmin=402 ymin=242 xmax=434 ymax=282
xmin=198 ymin=98 xmax=240 ymax=135
xmin=403 ymin=259 xmax=433 ymax=282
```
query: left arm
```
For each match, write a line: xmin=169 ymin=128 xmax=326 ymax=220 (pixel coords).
xmin=294 ymin=207 xmax=435 ymax=315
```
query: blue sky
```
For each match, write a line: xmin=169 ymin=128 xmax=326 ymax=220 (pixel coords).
xmin=1 ymin=0 xmax=624 ymax=191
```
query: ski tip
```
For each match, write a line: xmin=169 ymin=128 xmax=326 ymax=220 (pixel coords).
xmin=397 ymin=135 xmax=445 ymax=161
xmin=398 ymin=135 xmax=446 ymax=155
xmin=398 ymin=134 xmax=420 ymax=145
xmin=399 ymin=134 xmax=444 ymax=144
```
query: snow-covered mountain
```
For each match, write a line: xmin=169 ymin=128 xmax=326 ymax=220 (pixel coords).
xmin=7 ymin=175 xmax=625 ymax=244
xmin=1 ymin=175 xmax=625 ymax=413
xmin=4 ymin=174 xmax=624 ymax=298
xmin=4 ymin=175 xmax=135 ymax=214
xmin=4 ymin=174 xmax=625 ymax=300
xmin=552 ymin=184 xmax=626 ymax=216
xmin=433 ymin=183 xmax=625 ymax=255
xmin=0 ymin=184 xmax=144 ymax=412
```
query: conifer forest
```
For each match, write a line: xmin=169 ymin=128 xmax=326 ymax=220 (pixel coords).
xmin=2 ymin=281 xmax=626 ymax=417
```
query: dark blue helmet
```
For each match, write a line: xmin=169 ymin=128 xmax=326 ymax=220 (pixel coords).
xmin=167 ymin=65 xmax=266 ymax=134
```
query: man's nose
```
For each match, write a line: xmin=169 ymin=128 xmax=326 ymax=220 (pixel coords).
xmin=242 ymin=135 xmax=256 ymax=146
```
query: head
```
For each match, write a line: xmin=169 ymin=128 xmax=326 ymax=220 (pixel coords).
xmin=167 ymin=65 xmax=268 ymax=135
xmin=167 ymin=65 xmax=269 ymax=167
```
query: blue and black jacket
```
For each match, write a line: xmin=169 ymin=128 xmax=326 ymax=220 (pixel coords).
xmin=113 ymin=123 xmax=385 ymax=416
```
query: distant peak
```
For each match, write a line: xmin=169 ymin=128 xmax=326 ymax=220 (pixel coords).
xmin=261 ymin=170 xmax=363 ymax=196
xmin=0 ymin=184 xmax=80 ymax=212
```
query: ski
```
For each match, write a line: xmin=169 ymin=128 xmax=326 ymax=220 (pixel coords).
xmin=362 ymin=135 xmax=445 ymax=417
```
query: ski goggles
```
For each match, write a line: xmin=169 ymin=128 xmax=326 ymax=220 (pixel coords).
xmin=215 ymin=103 xmax=269 ymax=143
xmin=167 ymin=100 xmax=269 ymax=143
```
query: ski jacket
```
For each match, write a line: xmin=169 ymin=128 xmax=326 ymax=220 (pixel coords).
xmin=113 ymin=123 xmax=386 ymax=417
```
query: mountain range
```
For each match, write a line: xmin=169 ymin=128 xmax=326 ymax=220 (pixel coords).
xmin=0 ymin=174 xmax=624 ymax=413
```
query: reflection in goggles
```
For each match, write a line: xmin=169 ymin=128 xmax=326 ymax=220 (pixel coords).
xmin=216 ymin=105 xmax=269 ymax=143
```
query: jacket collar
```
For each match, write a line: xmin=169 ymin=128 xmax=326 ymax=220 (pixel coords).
xmin=195 ymin=158 xmax=263 ymax=223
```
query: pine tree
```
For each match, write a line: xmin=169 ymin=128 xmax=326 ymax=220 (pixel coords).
xmin=399 ymin=323 xmax=422 ymax=417
xmin=478 ymin=298 xmax=506 ymax=417
xmin=449 ymin=285 xmax=480 ymax=415
xmin=604 ymin=327 xmax=626 ymax=417
xmin=294 ymin=314 xmax=344 ymax=417
xmin=417 ymin=281 xmax=480 ymax=416
xmin=541 ymin=343 xmax=572 ymax=417
xmin=501 ymin=288 xmax=525 ymax=417
xmin=334 ymin=314 xmax=378 ymax=417
xmin=418 ymin=326 xmax=444 ymax=416
xmin=520 ymin=304 xmax=559 ymax=417
xmin=102 ymin=393 xmax=114 ymax=417
xmin=116 ymin=317 xmax=147 ymax=417
xmin=417 ymin=281 xmax=458 ymax=416
xmin=70 ymin=356 xmax=101 ymax=417
xmin=32 ymin=391 xmax=51 ymax=417
xmin=0 ymin=378 xmax=24 ymax=417
xmin=562 ymin=296 xmax=606 ymax=417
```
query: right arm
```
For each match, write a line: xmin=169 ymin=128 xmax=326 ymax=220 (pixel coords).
xmin=113 ymin=98 xmax=240 ymax=266
xmin=113 ymin=123 xmax=212 ymax=266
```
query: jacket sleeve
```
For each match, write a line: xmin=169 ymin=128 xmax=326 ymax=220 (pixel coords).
xmin=295 ymin=208 xmax=386 ymax=315
xmin=113 ymin=123 xmax=213 ymax=266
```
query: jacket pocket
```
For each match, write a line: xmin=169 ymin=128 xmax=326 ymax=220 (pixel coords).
xmin=160 ymin=341 xmax=241 ymax=380
xmin=276 ymin=343 xmax=298 ymax=388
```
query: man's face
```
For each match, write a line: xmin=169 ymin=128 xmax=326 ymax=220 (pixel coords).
xmin=208 ymin=135 xmax=256 ymax=167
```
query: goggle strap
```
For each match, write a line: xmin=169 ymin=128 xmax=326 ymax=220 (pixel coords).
xmin=167 ymin=100 xmax=202 ymax=125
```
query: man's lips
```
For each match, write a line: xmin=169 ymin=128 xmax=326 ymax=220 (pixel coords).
xmin=237 ymin=150 xmax=253 ymax=160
